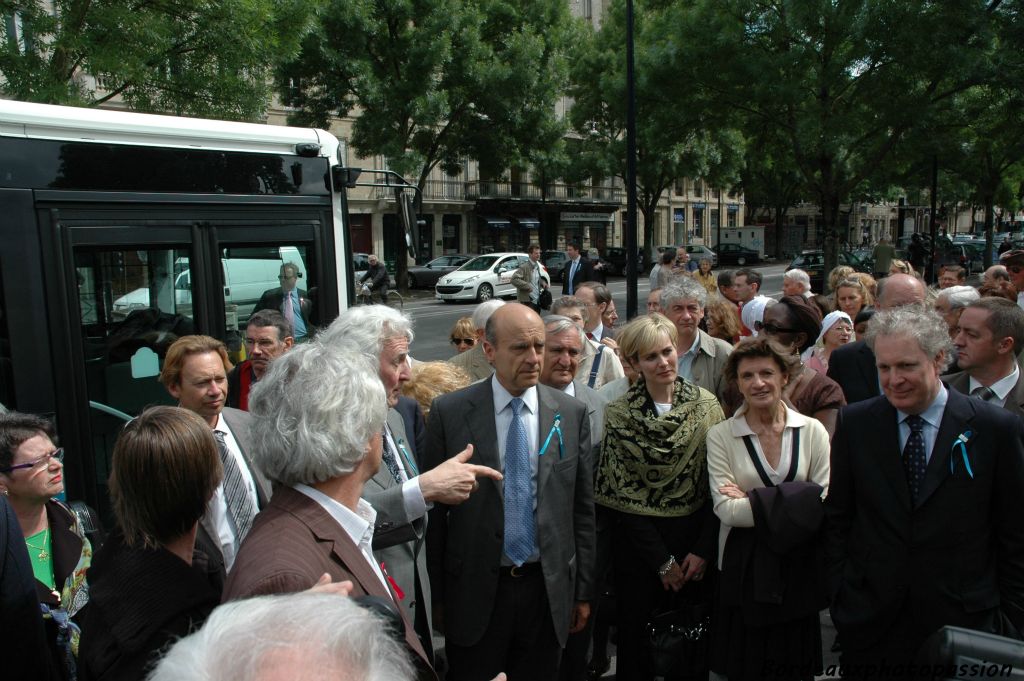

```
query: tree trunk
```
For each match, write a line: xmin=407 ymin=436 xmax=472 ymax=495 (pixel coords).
xmin=820 ymin=192 xmax=842 ymax=289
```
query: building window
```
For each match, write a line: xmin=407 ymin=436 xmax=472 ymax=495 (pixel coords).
xmin=693 ymin=179 xmax=703 ymax=196
xmin=674 ymin=179 xmax=685 ymax=195
xmin=728 ymin=210 xmax=737 ymax=228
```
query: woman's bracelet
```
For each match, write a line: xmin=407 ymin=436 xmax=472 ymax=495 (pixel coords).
xmin=658 ymin=555 xmax=676 ymax=577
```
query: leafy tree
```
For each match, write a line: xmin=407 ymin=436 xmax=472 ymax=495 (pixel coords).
xmin=667 ymin=0 xmax=997 ymax=275
xmin=279 ymin=0 xmax=575 ymax=288
xmin=567 ymin=0 xmax=744 ymax=263
xmin=0 ymin=0 xmax=311 ymax=118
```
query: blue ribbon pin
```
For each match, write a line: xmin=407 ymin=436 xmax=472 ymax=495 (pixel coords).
xmin=396 ymin=438 xmax=419 ymax=476
xmin=539 ymin=413 xmax=564 ymax=459
xmin=950 ymin=430 xmax=974 ymax=479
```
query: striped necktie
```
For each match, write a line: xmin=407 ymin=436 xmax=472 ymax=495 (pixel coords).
xmin=972 ymin=385 xmax=996 ymax=402
xmin=213 ymin=431 xmax=258 ymax=540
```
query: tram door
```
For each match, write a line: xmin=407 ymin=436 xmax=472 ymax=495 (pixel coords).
xmin=62 ymin=213 xmax=329 ymax=517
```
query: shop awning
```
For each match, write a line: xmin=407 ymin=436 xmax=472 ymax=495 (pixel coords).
xmin=516 ymin=216 xmax=541 ymax=228
xmin=480 ymin=215 xmax=511 ymax=228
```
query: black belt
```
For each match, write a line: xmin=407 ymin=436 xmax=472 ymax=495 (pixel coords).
xmin=499 ymin=562 xmax=542 ymax=578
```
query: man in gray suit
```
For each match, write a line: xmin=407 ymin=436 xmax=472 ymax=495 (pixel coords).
xmin=540 ymin=315 xmax=608 ymax=449
xmin=449 ymin=299 xmax=506 ymax=381
xmin=159 ymin=335 xmax=272 ymax=577
xmin=319 ymin=306 xmax=501 ymax=660
xmin=948 ymin=297 xmax=1024 ymax=417
xmin=426 ymin=303 xmax=596 ymax=681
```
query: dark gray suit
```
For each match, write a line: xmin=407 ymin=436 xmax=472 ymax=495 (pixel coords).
xmin=570 ymin=380 xmax=608 ymax=450
xmin=425 ymin=378 xmax=596 ymax=676
xmin=197 ymin=407 xmax=272 ymax=578
xmin=363 ymin=406 xmax=433 ymax=657
xmin=946 ymin=370 xmax=1024 ymax=419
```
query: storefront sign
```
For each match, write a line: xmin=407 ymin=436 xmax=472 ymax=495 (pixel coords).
xmin=560 ymin=211 xmax=613 ymax=223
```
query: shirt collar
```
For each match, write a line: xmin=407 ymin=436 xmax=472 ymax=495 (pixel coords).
xmin=681 ymin=332 xmax=701 ymax=359
xmin=491 ymin=375 xmax=538 ymax=417
xmin=968 ymin=363 xmax=1020 ymax=401
xmin=591 ymin=322 xmax=605 ymax=340
xmin=293 ymin=483 xmax=378 ymax=549
xmin=897 ymin=384 xmax=948 ymax=430
xmin=562 ymin=382 xmax=576 ymax=397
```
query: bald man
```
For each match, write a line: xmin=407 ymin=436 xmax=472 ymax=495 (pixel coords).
xmin=425 ymin=304 xmax=596 ymax=681
xmin=827 ymin=273 xmax=927 ymax=404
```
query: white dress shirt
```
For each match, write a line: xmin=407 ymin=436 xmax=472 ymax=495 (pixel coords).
xmin=208 ymin=413 xmax=260 ymax=571
xmin=896 ymin=385 xmax=949 ymax=464
xmin=967 ymin=364 xmax=1019 ymax=409
xmin=491 ymin=376 xmax=541 ymax=564
xmin=293 ymin=483 xmax=391 ymax=594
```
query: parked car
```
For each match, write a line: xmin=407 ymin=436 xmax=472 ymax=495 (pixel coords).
xmin=786 ymin=250 xmax=871 ymax=293
xmin=603 ymin=247 xmax=645 ymax=275
xmin=685 ymin=244 xmax=718 ymax=267
xmin=406 ymin=254 xmax=473 ymax=289
xmin=713 ymin=242 xmax=762 ymax=266
xmin=542 ymin=250 xmax=567 ymax=281
xmin=435 ymin=253 xmax=551 ymax=303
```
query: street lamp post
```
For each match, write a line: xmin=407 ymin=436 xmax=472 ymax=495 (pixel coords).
xmin=624 ymin=0 xmax=639 ymax=318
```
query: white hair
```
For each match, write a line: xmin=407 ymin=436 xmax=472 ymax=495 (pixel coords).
xmin=784 ymin=269 xmax=811 ymax=292
xmin=936 ymin=285 xmax=980 ymax=311
xmin=660 ymin=277 xmax=708 ymax=310
xmin=248 ymin=342 xmax=387 ymax=485
xmin=318 ymin=305 xmax=414 ymax=363
xmin=147 ymin=592 xmax=414 ymax=681
xmin=544 ymin=314 xmax=586 ymax=346
xmin=471 ymin=299 xmax=506 ymax=331
xmin=865 ymin=306 xmax=954 ymax=371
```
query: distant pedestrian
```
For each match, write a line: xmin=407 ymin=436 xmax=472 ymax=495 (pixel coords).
xmin=871 ymin=236 xmax=896 ymax=278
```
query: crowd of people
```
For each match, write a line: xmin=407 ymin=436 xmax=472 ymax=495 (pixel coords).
xmin=4 ymin=238 xmax=1024 ymax=681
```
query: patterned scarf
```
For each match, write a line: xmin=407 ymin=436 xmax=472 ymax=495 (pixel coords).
xmin=595 ymin=377 xmax=724 ymax=517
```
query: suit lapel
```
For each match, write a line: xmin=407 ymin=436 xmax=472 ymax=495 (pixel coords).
xmin=917 ymin=389 xmax=975 ymax=508
xmin=368 ymin=411 xmax=406 ymax=492
xmin=537 ymin=386 xmax=560 ymax=499
xmin=1010 ymin=374 xmax=1024 ymax=419
xmin=464 ymin=380 xmax=502 ymax=496
xmin=871 ymin=398 xmax=913 ymax=509
xmin=857 ymin=343 xmax=880 ymax=398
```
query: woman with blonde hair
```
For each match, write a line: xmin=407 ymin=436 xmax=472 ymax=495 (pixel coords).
xmin=888 ymin=259 xmax=914 ymax=276
xmin=834 ymin=277 xmax=872 ymax=321
xmin=401 ymin=361 xmax=471 ymax=419
xmin=826 ymin=265 xmax=854 ymax=295
xmin=705 ymin=298 xmax=742 ymax=344
xmin=448 ymin=316 xmax=476 ymax=354
xmin=596 ymin=314 xmax=724 ymax=681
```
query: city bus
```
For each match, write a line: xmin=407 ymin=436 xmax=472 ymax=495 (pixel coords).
xmin=0 ymin=99 xmax=355 ymax=517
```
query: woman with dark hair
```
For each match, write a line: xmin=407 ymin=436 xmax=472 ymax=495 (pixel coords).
xmin=0 ymin=412 xmax=90 ymax=680
xmin=707 ymin=337 xmax=830 ymax=680
xmin=595 ymin=314 xmax=725 ymax=681
xmin=728 ymin=296 xmax=846 ymax=437
xmin=78 ymin=406 xmax=224 ymax=681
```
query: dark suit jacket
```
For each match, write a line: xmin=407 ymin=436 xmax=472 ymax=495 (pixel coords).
xmin=825 ymin=389 xmax=1024 ymax=658
xmin=425 ymin=379 xmax=596 ymax=648
xmin=223 ymin=486 xmax=435 ymax=677
xmin=561 ymin=257 xmax=596 ymax=295
xmin=196 ymin=408 xmax=272 ymax=579
xmin=255 ymin=287 xmax=312 ymax=332
xmin=826 ymin=340 xmax=879 ymax=405
xmin=946 ymin=370 xmax=1024 ymax=419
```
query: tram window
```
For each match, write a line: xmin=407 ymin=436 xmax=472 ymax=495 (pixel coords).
xmin=0 ymin=270 xmax=13 ymax=411
xmin=220 ymin=243 xmax=315 ymax=349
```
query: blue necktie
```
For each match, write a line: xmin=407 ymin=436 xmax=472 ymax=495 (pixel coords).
xmin=504 ymin=398 xmax=535 ymax=565
xmin=903 ymin=415 xmax=927 ymax=503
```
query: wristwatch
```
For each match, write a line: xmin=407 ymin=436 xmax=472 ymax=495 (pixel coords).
xmin=658 ymin=555 xmax=676 ymax=577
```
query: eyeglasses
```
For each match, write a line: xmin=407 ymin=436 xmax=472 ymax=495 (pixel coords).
xmin=246 ymin=338 xmax=280 ymax=349
xmin=759 ymin=322 xmax=799 ymax=335
xmin=451 ymin=338 xmax=475 ymax=346
xmin=1009 ymin=266 xmax=1024 ymax=274
xmin=1 ymin=448 xmax=64 ymax=474
xmin=278 ymin=274 xmax=297 ymax=280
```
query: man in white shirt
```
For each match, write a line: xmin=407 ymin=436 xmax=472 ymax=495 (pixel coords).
xmin=575 ymin=282 xmax=616 ymax=343
xmin=948 ymin=297 xmax=1024 ymax=418
xmin=159 ymin=335 xmax=272 ymax=576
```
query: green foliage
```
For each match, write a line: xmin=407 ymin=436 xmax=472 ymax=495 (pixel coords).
xmin=0 ymin=0 xmax=312 ymax=119
xmin=566 ymin=0 xmax=744 ymax=256
xmin=279 ymin=0 xmax=576 ymax=188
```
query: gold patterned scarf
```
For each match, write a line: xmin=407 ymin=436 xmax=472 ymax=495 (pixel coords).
xmin=595 ymin=377 xmax=724 ymax=517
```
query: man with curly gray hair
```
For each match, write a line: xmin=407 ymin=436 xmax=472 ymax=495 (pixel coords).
xmin=659 ymin=277 xmax=732 ymax=401
xmin=221 ymin=342 xmax=437 ymax=677
xmin=319 ymin=305 xmax=500 ymax=661
xmin=825 ymin=305 xmax=1024 ymax=675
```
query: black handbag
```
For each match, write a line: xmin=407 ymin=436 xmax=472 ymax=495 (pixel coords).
xmin=647 ymin=599 xmax=711 ymax=679
xmin=538 ymin=288 xmax=553 ymax=310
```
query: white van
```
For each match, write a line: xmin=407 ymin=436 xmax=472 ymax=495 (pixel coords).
xmin=112 ymin=246 xmax=307 ymax=323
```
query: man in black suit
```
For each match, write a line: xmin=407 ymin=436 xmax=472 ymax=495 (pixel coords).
xmin=561 ymin=242 xmax=594 ymax=296
xmin=256 ymin=262 xmax=312 ymax=341
xmin=828 ymin=273 xmax=926 ymax=404
xmin=947 ymin=297 xmax=1024 ymax=418
xmin=825 ymin=306 xmax=1024 ymax=678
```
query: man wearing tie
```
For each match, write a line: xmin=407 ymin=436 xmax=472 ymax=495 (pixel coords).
xmin=425 ymin=303 xmax=596 ymax=681
xmin=825 ymin=306 xmax=1024 ymax=678
xmin=561 ymin=242 xmax=594 ymax=296
xmin=319 ymin=305 xmax=502 ymax=660
xmin=256 ymin=262 xmax=311 ymax=341
xmin=159 ymin=335 xmax=271 ymax=577
xmin=947 ymin=297 xmax=1024 ymax=418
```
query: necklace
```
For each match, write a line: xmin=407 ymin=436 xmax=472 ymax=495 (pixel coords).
xmin=25 ymin=527 xmax=50 ymax=560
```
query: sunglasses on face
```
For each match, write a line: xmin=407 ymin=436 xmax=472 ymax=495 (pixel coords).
xmin=451 ymin=337 xmax=475 ymax=346
xmin=759 ymin=321 xmax=799 ymax=335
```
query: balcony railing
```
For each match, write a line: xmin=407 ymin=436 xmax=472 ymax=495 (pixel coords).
xmin=372 ymin=179 xmax=623 ymax=204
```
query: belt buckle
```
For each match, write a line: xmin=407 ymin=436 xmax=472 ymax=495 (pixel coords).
xmin=510 ymin=565 xmax=524 ymax=578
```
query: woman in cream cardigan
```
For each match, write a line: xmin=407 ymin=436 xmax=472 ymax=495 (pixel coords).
xmin=706 ymin=337 xmax=830 ymax=681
